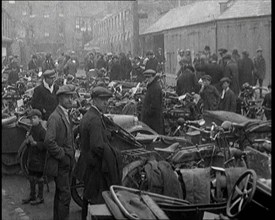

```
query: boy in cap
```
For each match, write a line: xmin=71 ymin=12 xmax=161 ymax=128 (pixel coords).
xmin=44 ymin=84 xmax=76 ymax=220
xmin=199 ymin=75 xmax=220 ymax=111
xmin=219 ymin=77 xmax=237 ymax=112
xmin=74 ymin=86 xmax=122 ymax=220
xmin=22 ymin=109 xmax=47 ymax=205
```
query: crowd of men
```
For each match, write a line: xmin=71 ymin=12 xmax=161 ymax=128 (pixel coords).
xmin=2 ymin=43 xmax=270 ymax=220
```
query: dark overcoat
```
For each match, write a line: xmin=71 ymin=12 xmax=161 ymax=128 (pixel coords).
xmin=28 ymin=59 xmax=39 ymax=73
xmin=73 ymin=106 xmax=122 ymax=203
xmin=176 ymin=68 xmax=199 ymax=96
xmin=31 ymin=83 xmax=59 ymax=121
xmin=219 ymin=88 xmax=237 ymax=113
xmin=27 ymin=122 xmax=47 ymax=172
xmin=200 ymin=85 xmax=220 ymax=111
xmin=224 ymin=61 xmax=240 ymax=96
xmin=141 ymin=77 xmax=164 ymax=134
xmin=110 ymin=62 xmax=122 ymax=81
xmin=239 ymin=57 xmax=254 ymax=86
xmin=44 ymin=106 xmax=75 ymax=177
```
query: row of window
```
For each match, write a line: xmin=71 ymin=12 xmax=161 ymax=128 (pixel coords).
xmin=93 ymin=9 xmax=131 ymax=38
xmin=98 ymin=31 xmax=132 ymax=45
xmin=2 ymin=9 xmax=14 ymax=39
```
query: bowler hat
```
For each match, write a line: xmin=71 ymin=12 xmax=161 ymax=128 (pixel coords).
xmin=204 ymin=45 xmax=210 ymax=51
xmin=256 ymin=47 xmax=263 ymax=52
xmin=91 ymin=86 xmax=113 ymax=99
xmin=143 ymin=69 xmax=156 ymax=76
xmin=28 ymin=109 xmax=42 ymax=118
xmin=220 ymin=77 xmax=231 ymax=84
xmin=43 ymin=69 xmax=56 ymax=78
xmin=56 ymin=84 xmax=76 ymax=96
xmin=201 ymin=75 xmax=212 ymax=82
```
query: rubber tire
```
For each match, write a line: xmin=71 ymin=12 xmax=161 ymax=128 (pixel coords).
xmin=71 ymin=176 xmax=84 ymax=207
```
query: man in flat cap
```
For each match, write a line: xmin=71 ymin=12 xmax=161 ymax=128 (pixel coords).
xmin=141 ymin=69 xmax=164 ymax=134
xmin=253 ymin=47 xmax=266 ymax=97
xmin=223 ymin=54 xmax=240 ymax=96
xmin=44 ymin=84 xmax=76 ymax=220
xmin=239 ymin=50 xmax=254 ymax=87
xmin=199 ymin=75 xmax=220 ymax=111
xmin=74 ymin=86 xmax=122 ymax=220
xmin=219 ymin=77 xmax=237 ymax=112
xmin=31 ymin=69 xmax=59 ymax=121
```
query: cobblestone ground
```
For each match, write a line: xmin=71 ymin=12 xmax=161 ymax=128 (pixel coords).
xmin=2 ymin=174 xmax=81 ymax=220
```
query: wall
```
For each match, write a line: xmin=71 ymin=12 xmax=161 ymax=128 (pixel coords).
xmin=217 ymin=16 xmax=271 ymax=85
xmin=164 ymin=22 xmax=216 ymax=74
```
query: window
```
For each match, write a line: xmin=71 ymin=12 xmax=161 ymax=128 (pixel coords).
xmin=45 ymin=32 xmax=49 ymax=37
xmin=22 ymin=11 xmax=27 ymax=16
xmin=44 ymin=14 xmax=49 ymax=18
xmin=8 ymin=1 xmax=15 ymax=4
xmin=59 ymin=13 xmax=64 ymax=17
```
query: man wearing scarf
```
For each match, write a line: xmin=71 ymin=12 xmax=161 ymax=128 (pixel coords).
xmin=219 ymin=77 xmax=237 ymax=112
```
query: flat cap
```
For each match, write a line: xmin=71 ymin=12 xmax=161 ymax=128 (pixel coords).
xmin=201 ymin=75 xmax=212 ymax=82
xmin=256 ymin=47 xmax=263 ymax=52
xmin=220 ymin=77 xmax=231 ymax=84
xmin=91 ymin=86 xmax=113 ymax=99
xmin=218 ymin=48 xmax=228 ymax=54
xmin=143 ymin=69 xmax=156 ymax=76
xmin=28 ymin=109 xmax=42 ymax=118
xmin=56 ymin=84 xmax=76 ymax=96
xmin=43 ymin=69 xmax=56 ymax=78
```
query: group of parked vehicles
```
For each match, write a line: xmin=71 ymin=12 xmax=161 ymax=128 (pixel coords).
xmin=2 ymin=65 xmax=271 ymax=219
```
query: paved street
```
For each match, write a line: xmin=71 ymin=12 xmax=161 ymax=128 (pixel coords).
xmin=2 ymin=174 xmax=81 ymax=220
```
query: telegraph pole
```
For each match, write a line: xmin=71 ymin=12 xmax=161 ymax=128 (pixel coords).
xmin=132 ymin=0 xmax=139 ymax=57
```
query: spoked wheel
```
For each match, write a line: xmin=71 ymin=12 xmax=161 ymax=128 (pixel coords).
xmin=226 ymin=169 xmax=257 ymax=218
xmin=71 ymin=176 xmax=85 ymax=207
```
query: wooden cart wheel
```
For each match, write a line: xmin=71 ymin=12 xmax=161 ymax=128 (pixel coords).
xmin=226 ymin=169 xmax=257 ymax=218
xmin=71 ymin=176 xmax=84 ymax=207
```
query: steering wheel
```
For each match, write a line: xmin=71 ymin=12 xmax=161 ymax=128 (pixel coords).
xmin=226 ymin=169 xmax=257 ymax=218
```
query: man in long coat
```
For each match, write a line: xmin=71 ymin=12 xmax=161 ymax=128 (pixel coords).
xmin=253 ymin=47 xmax=266 ymax=97
xmin=176 ymin=58 xmax=199 ymax=96
xmin=239 ymin=51 xmax=254 ymax=87
xmin=74 ymin=86 xmax=122 ymax=220
xmin=44 ymin=84 xmax=76 ymax=220
xmin=141 ymin=69 xmax=164 ymax=134
xmin=31 ymin=70 xmax=59 ymax=121
xmin=223 ymin=54 xmax=240 ymax=96
xmin=28 ymin=55 xmax=39 ymax=75
xmin=219 ymin=77 xmax=237 ymax=112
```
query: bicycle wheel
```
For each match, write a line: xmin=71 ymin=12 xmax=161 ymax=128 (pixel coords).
xmin=71 ymin=176 xmax=84 ymax=207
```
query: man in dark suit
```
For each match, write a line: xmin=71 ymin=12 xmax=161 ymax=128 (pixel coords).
xmin=28 ymin=55 xmax=39 ymax=75
xmin=44 ymin=84 xmax=76 ymax=220
xmin=74 ymin=86 xmax=122 ymax=220
xmin=145 ymin=50 xmax=159 ymax=72
xmin=219 ymin=77 xmax=237 ymax=112
xmin=141 ymin=69 xmax=164 ymax=134
xmin=31 ymin=69 xmax=59 ymax=121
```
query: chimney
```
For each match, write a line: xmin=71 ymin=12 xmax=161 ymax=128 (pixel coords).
xmin=219 ymin=0 xmax=234 ymax=14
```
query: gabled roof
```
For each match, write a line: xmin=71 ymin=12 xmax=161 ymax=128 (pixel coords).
xmin=141 ymin=1 xmax=222 ymax=35
xmin=218 ymin=0 xmax=271 ymax=20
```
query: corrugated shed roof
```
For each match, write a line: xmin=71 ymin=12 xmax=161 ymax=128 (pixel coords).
xmin=218 ymin=0 xmax=271 ymax=20
xmin=141 ymin=1 xmax=222 ymax=35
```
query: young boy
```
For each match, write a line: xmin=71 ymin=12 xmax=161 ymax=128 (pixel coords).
xmin=22 ymin=109 xmax=47 ymax=205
